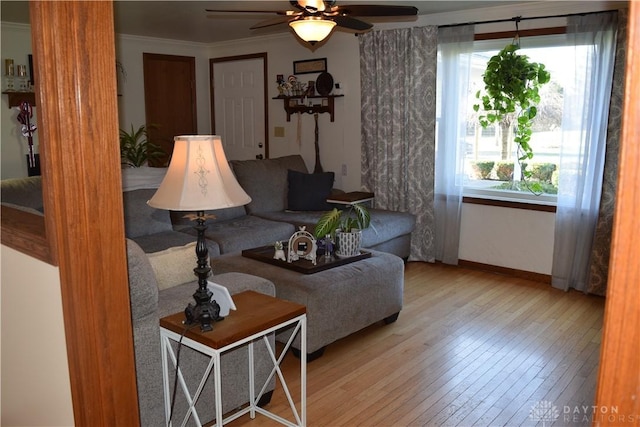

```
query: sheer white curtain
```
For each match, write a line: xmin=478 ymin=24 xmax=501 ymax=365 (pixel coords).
xmin=434 ymin=25 xmax=475 ymax=264
xmin=552 ymin=12 xmax=618 ymax=291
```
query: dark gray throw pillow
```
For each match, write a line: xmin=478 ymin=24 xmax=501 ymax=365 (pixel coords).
xmin=287 ymin=169 xmax=334 ymax=211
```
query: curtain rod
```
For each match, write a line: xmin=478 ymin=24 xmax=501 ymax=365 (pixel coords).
xmin=438 ymin=9 xmax=615 ymax=29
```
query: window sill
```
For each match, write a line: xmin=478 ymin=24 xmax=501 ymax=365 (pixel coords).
xmin=463 ymin=193 xmax=557 ymax=213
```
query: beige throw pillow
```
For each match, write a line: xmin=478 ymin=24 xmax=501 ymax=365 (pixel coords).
xmin=147 ymin=242 xmax=197 ymax=290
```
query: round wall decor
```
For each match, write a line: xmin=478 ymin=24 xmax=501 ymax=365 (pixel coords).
xmin=315 ymin=72 xmax=334 ymax=96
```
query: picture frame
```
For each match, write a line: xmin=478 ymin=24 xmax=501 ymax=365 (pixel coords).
xmin=293 ymin=58 xmax=327 ymax=75
xmin=287 ymin=228 xmax=317 ymax=265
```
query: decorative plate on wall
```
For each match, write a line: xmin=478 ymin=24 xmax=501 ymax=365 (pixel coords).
xmin=315 ymin=72 xmax=334 ymax=96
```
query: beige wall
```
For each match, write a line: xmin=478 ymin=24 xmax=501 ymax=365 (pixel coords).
xmin=0 ymin=245 xmax=73 ymax=426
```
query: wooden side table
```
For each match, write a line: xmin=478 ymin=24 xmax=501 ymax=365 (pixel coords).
xmin=160 ymin=290 xmax=307 ymax=427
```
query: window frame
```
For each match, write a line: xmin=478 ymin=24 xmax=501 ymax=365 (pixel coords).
xmin=461 ymin=27 xmax=567 ymax=211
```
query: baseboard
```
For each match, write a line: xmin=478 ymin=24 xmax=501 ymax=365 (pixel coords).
xmin=458 ymin=259 xmax=552 ymax=284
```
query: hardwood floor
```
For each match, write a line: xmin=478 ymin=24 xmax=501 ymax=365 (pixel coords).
xmin=226 ymin=262 xmax=605 ymax=427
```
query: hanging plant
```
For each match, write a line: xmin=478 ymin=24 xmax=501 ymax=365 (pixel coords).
xmin=473 ymin=42 xmax=550 ymax=191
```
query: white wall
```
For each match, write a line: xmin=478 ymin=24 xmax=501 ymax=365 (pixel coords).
xmin=459 ymin=204 xmax=555 ymax=274
xmin=1 ymin=22 xmax=38 ymax=180
xmin=0 ymin=245 xmax=73 ymax=426
xmin=207 ymin=31 xmax=362 ymax=191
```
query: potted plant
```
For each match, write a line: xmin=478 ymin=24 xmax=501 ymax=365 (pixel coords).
xmin=314 ymin=203 xmax=371 ymax=257
xmin=119 ymin=124 xmax=166 ymax=167
xmin=473 ymin=42 xmax=550 ymax=192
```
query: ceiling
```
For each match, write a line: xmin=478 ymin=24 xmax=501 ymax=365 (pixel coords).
xmin=1 ymin=1 xmax=525 ymax=44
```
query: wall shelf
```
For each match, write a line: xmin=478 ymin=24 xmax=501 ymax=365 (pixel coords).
xmin=273 ymin=95 xmax=343 ymax=122
xmin=2 ymin=91 xmax=36 ymax=108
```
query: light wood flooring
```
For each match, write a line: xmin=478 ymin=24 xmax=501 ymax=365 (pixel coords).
xmin=227 ymin=262 xmax=605 ymax=427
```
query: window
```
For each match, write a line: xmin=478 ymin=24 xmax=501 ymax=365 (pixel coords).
xmin=456 ymin=33 xmax=590 ymax=205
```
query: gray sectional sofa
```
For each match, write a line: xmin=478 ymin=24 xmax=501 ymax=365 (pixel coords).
xmin=162 ymin=154 xmax=415 ymax=259
xmin=1 ymin=154 xmax=415 ymax=424
xmin=0 ymin=155 xmax=415 ymax=258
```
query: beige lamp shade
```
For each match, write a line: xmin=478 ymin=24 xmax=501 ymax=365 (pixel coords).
xmin=147 ymin=135 xmax=251 ymax=211
xmin=289 ymin=17 xmax=336 ymax=44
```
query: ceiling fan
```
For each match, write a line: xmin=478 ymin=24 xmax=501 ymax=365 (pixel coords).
xmin=205 ymin=0 xmax=418 ymax=45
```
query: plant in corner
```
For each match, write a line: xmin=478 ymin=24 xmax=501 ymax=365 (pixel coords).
xmin=314 ymin=203 xmax=372 ymax=257
xmin=473 ymin=42 xmax=550 ymax=194
xmin=119 ymin=124 xmax=166 ymax=167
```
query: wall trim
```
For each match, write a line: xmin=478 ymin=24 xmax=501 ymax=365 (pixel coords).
xmin=458 ymin=259 xmax=552 ymax=285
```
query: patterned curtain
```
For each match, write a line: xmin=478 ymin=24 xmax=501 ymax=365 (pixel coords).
xmin=360 ymin=26 xmax=438 ymax=262
xmin=587 ymin=9 xmax=628 ymax=296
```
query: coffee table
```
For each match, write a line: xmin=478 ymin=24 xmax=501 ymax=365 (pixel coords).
xmin=212 ymin=250 xmax=404 ymax=360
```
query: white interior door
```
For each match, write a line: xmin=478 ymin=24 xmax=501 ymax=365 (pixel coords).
xmin=212 ymin=56 xmax=266 ymax=160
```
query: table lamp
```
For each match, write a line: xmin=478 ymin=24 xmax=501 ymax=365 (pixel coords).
xmin=148 ymin=135 xmax=251 ymax=331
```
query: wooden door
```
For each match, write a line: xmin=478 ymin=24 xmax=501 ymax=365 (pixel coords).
xmin=143 ymin=53 xmax=197 ymax=165
xmin=211 ymin=53 xmax=268 ymax=160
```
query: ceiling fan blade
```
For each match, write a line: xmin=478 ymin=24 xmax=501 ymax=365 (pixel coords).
xmin=332 ymin=4 xmax=418 ymax=17
xmin=332 ymin=15 xmax=372 ymax=31
xmin=205 ymin=9 xmax=292 ymax=15
xmin=250 ymin=16 xmax=294 ymax=30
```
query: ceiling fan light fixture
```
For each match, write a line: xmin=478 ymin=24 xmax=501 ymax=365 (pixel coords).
xmin=289 ymin=17 xmax=336 ymax=44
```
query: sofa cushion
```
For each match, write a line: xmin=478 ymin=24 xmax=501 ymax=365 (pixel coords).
xmin=255 ymin=208 xmax=416 ymax=248
xmin=287 ymin=169 xmax=334 ymax=211
xmin=147 ymin=242 xmax=197 ymax=290
xmin=362 ymin=209 xmax=416 ymax=247
xmin=157 ymin=272 xmax=276 ymax=318
xmin=230 ymin=155 xmax=308 ymax=214
xmin=181 ymin=215 xmax=296 ymax=254
xmin=132 ymin=230 xmax=221 ymax=255
xmin=123 ymin=188 xmax=173 ymax=238
xmin=0 ymin=176 xmax=44 ymax=211
xmin=126 ymin=239 xmax=159 ymax=321
xmin=121 ymin=166 xmax=166 ymax=191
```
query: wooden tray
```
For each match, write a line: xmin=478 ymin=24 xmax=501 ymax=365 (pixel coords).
xmin=241 ymin=244 xmax=371 ymax=274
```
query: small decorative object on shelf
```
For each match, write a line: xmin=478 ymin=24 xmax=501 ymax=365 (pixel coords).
xmin=288 ymin=226 xmax=317 ymax=265
xmin=5 ymin=58 xmax=15 ymax=92
xmin=307 ymin=80 xmax=315 ymax=96
xmin=16 ymin=101 xmax=37 ymax=169
xmin=273 ymin=241 xmax=286 ymax=261
xmin=323 ymin=235 xmax=333 ymax=261
xmin=17 ymin=64 xmax=28 ymax=91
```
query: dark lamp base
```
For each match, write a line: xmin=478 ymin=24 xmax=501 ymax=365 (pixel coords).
xmin=183 ymin=211 xmax=224 ymax=332
xmin=184 ymin=299 xmax=222 ymax=332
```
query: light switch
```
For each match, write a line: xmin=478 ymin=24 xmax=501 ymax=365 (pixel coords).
xmin=274 ymin=126 xmax=285 ymax=137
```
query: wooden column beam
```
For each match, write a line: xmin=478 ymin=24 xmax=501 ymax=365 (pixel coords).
xmin=595 ymin=3 xmax=640 ymax=424
xmin=29 ymin=1 xmax=140 ymax=425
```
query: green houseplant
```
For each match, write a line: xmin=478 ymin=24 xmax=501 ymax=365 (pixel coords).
xmin=119 ymin=124 xmax=166 ymax=167
xmin=314 ymin=203 xmax=372 ymax=257
xmin=473 ymin=42 xmax=550 ymax=189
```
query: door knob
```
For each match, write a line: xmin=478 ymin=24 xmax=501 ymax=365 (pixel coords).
xmin=256 ymin=154 xmax=264 ymax=160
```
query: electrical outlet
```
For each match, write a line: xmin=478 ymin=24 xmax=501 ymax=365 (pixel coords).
xmin=341 ymin=164 xmax=347 ymax=176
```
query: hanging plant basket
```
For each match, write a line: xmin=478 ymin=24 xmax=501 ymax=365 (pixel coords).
xmin=473 ymin=42 xmax=550 ymax=192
